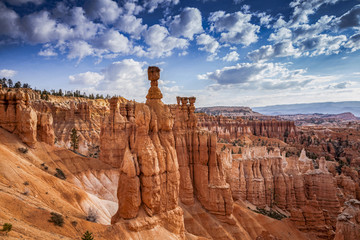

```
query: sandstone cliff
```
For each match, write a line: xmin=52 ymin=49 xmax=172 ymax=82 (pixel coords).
xmin=0 ymin=88 xmax=54 ymax=147
xmin=197 ymin=113 xmax=297 ymax=142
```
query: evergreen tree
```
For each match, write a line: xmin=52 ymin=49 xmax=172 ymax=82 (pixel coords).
xmin=14 ymin=81 xmax=21 ymax=88
xmin=70 ymin=128 xmax=79 ymax=151
xmin=7 ymin=79 xmax=13 ymax=88
xmin=81 ymin=230 xmax=94 ymax=240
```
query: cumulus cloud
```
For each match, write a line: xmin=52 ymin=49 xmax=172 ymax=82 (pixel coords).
xmin=337 ymin=4 xmax=360 ymax=29
xmin=0 ymin=3 xmax=21 ymax=38
xmin=143 ymin=0 xmax=179 ymax=13
xmin=84 ymin=0 xmax=122 ymax=24
xmin=222 ymin=51 xmax=239 ymax=61
xmin=99 ymin=59 xmax=148 ymax=99
xmin=38 ymin=44 xmax=57 ymax=57
xmin=0 ymin=69 xmax=17 ymax=78
xmin=68 ymin=59 xmax=147 ymax=100
xmin=95 ymin=29 xmax=131 ymax=54
xmin=208 ymin=10 xmax=260 ymax=46
xmin=298 ymin=34 xmax=346 ymax=56
xmin=67 ymin=40 xmax=94 ymax=62
xmin=256 ymin=12 xmax=273 ymax=27
xmin=142 ymin=24 xmax=188 ymax=58
xmin=69 ymin=72 xmax=104 ymax=85
xmin=116 ymin=14 xmax=147 ymax=39
xmin=248 ymin=41 xmax=300 ymax=61
xmin=198 ymin=62 xmax=310 ymax=90
xmin=196 ymin=33 xmax=220 ymax=53
xmin=344 ymin=33 xmax=360 ymax=52
xmin=289 ymin=0 xmax=340 ymax=26
xmin=169 ymin=7 xmax=203 ymax=40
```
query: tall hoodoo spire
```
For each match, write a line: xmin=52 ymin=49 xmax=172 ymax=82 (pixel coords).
xmin=146 ymin=66 xmax=163 ymax=101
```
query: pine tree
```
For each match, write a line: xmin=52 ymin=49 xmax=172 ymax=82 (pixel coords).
xmin=81 ymin=230 xmax=94 ymax=240
xmin=14 ymin=81 xmax=21 ymax=88
xmin=70 ymin=128 xmax=79 ymax=152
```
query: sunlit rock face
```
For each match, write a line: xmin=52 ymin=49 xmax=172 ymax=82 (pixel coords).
xmin=197 ymin=114 xmax=297 ymax=142
xmin=171 ymin=96 xmax=234 ymax=222
xmin=100 ymin=66 xmax=184 ymax=238
xmin=0 ymin=88 xmax=54 ymax=147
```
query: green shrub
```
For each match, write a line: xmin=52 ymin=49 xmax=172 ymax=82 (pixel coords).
xmin=1 ymin=223 xmax=12 ymax=234
xmin=54 ymin=168 xmax=66 ymax=180
xmin=82 ymin=230 xmax=94 ymax=240
xmin=48 ymin=212 xmax=64 ymax=227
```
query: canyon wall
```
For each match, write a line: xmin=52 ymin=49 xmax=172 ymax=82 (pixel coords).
xmin=0 ymin=88 xmax=54 ymax=147
xmin=197 ymin=113 xmax=297 ymax=142
xmin=172 ymin=97 xmax=234 ymax=223
xmin=228 ymin=147 xmax=350 ymax=239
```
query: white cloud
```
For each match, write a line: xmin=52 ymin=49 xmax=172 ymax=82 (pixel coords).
xmin=84 ymin=0 xmax=122 ymax=24
xmin=143 ymin=24 xmax=188 ymax=58
xmin=248 ymin=41 xmax=300 ymax=62
xmin=123 ymin=2 xmax=144 ymax=15
xmin=208 ymin=10 xmax=260 ymax=46
xmin=256 ymin=12 xmax=273 ymax=27
xmin=344 ymin=33 xmax=360 ymax=52
xmin=38 ymin=44 xmax=57 ymax=56
xmin=95 ymin=29 xmax=131 ymax=53
xmin=69 ymin=72 xmax=104 ymax=85
xmin=99 ymin=59 xmax=148 ymax=99
xmin=289 ymin=0 xmax=340 ymax=26
xmin=169 ymin=7 xmax=203 ymax=40
xmin=333 ymin=81 xmax=350 ymax=89
xmin=67 ymin=40 xmax=94 ymax=62
xmin=222 ymin=51 xmax=239 ymax=61
xmin=0 ymin=2 xmax=21 ymax=38
xmin=5 ymin=0 xmax=43 ymax=5
xmin=0 ymin=69 xmax=17 ymax=78
xmin=20 ymin=11 xmax=66 ymax=43
xmin=68 ymin=59 xmax=148 ymax=100
xmin=198 ymin=62 xmax=310 ymax=91
xmin=143 ymin=0 xmax=179 ymax=13
xmin=298 ymin=34 xmax=346 ymax=56
xmin=116 ymin=14 xmax=147 ymax=39
xmin=196 ymin=33 xmax=220 ymax=53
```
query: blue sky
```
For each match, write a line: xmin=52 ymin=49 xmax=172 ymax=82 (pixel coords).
xmin=0 ymin=0 xmax=359 ymax=107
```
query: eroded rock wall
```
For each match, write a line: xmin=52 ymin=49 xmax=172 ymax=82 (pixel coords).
xmin=0 ymin=89 xmax=54 ymax=147
xmin=197 ymin=113 xmax=297 ymax=142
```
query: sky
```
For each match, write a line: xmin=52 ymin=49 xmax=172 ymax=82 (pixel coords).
xmin=0 ymin=0 xmax=359 ymax=107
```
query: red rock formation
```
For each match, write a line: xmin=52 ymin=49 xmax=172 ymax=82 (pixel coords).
xmin=172 ymin=96 xmax=234 ymax=222
xmin=101 ymin=66 xmax=185 ymax=238
xmin=197 ymin=113 xmax=297 ymax=142
xmin=0 ymin=88 xmax=54 ymax=146
xmin=334 ymin=199 xmax=360 ymax=240
xmin=229 ymin=147 xmax=342 ymax=239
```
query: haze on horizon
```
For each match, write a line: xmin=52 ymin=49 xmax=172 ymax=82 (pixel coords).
xmin=0 ymin=0 xmax=359 ymax=107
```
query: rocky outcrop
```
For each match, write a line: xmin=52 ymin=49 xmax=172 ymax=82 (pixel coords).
xmin=33 ymin=98 xmax=110 ymax=156
xmin=172 ymin=96 xmax=234 ymax=222
xmin=334 ymin=199 xmax=360 ymax=240
xmin=101 ymin=66 xmax=184 ymax=238
xmin=0 ymin=89 xmax=54 ymax=146
xmin=197 ymin=114 xmax=297 ymax=142
xmin=229 ymin=147 xmax=342 ymax=239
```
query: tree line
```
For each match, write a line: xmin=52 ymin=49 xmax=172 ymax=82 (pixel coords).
xmin=1 ymin=77 xmax=30 ymax=89
xmin=1 ymin=77 xmax=120 ymax=100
